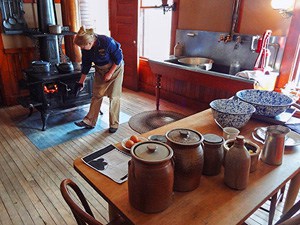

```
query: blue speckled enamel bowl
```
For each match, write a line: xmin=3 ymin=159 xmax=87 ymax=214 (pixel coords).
xmin=236 ymin=89 xmax=294 ymax=117
xmin=210 ymin=99 xmax=256 ymax=129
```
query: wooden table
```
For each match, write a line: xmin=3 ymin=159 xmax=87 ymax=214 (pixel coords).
xmin=74 ymin=109 xmax=300 ymax=225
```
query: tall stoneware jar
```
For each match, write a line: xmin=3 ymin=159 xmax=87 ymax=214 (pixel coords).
xmin=128 ymin=141 xmax=174 ymax=213
xmin=202 ymin=134 xmax=224 ymax=176
xmin=166 ymin=128 xmax=204 ymax=192
xmin=224 ymin=135 xmax=250 ymax=190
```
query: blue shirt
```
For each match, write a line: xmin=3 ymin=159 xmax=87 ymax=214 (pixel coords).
xmin=81 ymin=34 xmax=123 ymax=75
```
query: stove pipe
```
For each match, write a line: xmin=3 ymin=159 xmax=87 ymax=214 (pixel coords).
xmin=37 ymin=0 xmax=60 ymax=65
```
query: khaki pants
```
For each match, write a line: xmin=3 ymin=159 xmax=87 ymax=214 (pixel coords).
xmin=83 ymin=62 xmax=124 ymax=128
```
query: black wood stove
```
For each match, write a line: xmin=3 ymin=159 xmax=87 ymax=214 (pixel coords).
xmin=19 ymin=0 xmax=93 ymax=131
xmin=21 ymin=70 xmax=93 ymax=131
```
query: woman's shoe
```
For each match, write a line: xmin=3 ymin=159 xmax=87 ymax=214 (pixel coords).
xmin=109 ymin=127 xmax=118 ymax=133
xmin=74 ymin=121 xmax=94 ymax=129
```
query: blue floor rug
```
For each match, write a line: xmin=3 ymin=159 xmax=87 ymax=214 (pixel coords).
xmin=15 ymin=104 xmax=130 ymax=150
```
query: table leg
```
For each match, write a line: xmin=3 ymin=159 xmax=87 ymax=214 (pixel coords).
xmin=108 ymin=204 xmax=119 ymax=221
xmin=155 ymin=74 xmax=162 ymax=111
xmin=282 ymin=172 xmax=300 ymax=215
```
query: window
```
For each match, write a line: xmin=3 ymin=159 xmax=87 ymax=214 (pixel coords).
xmin=281 ymin=41 xmax=300 ymax=100
xmin=295 ymin=61 xmax=300 ymax=87
xmin=140 ymin=0 xmax=173 ymax=59
xmin=79 ymin=0 xmax=110 ymax=36
xmin=294 ymin=49 xmax=300 ymax=88
xmin=79 ymin=0 xmax=173 ymax=58
xmin=287 ymin=37 xmax=300 ymax=98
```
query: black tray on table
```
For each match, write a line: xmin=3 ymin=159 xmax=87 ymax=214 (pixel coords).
xmin=252 ymin=108 xmax=296 ymax=125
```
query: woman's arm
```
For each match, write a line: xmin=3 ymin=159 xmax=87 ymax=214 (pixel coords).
xmin=79 ymin=74 xmax=87 ymax=84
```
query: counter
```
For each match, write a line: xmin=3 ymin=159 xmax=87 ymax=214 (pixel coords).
xmin=152 ymin=57 xmax=254 ymax=84
xmin=147 ymin=57 xmax=254 ymax=110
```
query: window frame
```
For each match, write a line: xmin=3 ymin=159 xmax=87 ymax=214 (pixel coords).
xmin=139 ymin=0 xmax=179 ymax=58
xmin=275 ymin=0 xmax=300 ymax=92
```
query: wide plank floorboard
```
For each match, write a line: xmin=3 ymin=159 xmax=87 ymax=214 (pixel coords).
xmin=0 ymin=88 xmax=298 ymax=225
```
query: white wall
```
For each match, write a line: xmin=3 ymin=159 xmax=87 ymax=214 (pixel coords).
xmin=1 ymin=1 xmax=110 ymax=49
xmin=89 ymin=0 xmax=109 ymax=36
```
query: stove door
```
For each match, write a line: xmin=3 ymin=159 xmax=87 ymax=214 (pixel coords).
xmin=59 ymin=74 xmax=93 ymax=105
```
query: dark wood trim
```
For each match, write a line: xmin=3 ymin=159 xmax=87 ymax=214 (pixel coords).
xmin=0 ymin=47 xmax=35 ymax=105
xmin=170 ymin=0 xmax=180 ymax=55
xmin=4 ymin=47 xmax=35 ymax=54
xmin=0 ymin=20 xmax=5 ymax=105
xmin=60 ymin=0 xmax=81 ymax=62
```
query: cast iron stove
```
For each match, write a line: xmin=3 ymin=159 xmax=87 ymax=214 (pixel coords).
xmin=21 ymin=69 xmax=93 ymax=131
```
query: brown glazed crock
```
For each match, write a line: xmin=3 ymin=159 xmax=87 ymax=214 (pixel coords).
xmin=166 ymin=128 xmax=204 ymax=192
xmin=128 ymin=141 xmax=174 ymax=213
xmin=202 ymin=134 xmax=224 ymax=176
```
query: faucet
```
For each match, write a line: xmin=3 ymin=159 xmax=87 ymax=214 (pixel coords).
xmin=218 ymin=34 xmax=232 ymax=43
xmin=234 ymin=35 xmax=242 ymax=49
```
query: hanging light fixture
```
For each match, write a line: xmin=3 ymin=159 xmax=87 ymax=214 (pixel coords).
xmin=271 ymin=0 xmax=295 ymax=18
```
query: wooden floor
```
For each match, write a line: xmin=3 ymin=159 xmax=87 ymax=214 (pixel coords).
xmin=0 ymin=88 xmax=298 ymax=225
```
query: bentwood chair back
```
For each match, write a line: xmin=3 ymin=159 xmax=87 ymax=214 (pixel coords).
xmin=60 ymin=179 xmax=127 ymax=225
xmin=275 ymin=199 xmax=300 ymax=225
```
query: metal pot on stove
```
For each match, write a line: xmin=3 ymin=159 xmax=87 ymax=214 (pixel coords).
xmin=31 ymin=60 xmax=50 ymax=73
xmin=56 ymin=62 xmax=74 ymax=73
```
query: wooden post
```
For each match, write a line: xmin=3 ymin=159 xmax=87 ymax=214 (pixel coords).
xmin=155 ymin=74 xmax=162 ymax=111
xmin=60 ymin=0 xmax=81 ymax=63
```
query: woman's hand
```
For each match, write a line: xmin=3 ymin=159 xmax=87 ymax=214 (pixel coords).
xmin=104 ymin=63 xmax=118 ymax=82
xmin=104 ymin=72 xmax=113 ymax=82
xmin=75 ymin=82 xmax=84 ymax=97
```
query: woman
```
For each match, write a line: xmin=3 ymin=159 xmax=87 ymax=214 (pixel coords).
xmin=74 ymin=26 xmax=124 ymax=133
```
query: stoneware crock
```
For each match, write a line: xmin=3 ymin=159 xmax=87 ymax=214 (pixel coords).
xmin=128 ymin=141 xmax=174 ymax=213
xmin=166 ymin=128 xmax=204 ymax=192
xmin=223 ymin=138 xmax=261 ymax=172
xmin=202 ymin=134 xmax=224 ymax=176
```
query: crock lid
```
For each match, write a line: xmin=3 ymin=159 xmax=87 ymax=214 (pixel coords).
xmin=166 ymin=128 xmax=203 ymax=145
xmin=148 ymin=135 xmax=167 ymax=143
xmin=131 ymin=141 xmax=173 ymax=163
xmin=203 ymin=134 xmax=224 ymax=145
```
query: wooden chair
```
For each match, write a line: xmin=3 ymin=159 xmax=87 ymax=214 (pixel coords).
xmin=274 ymin=199 xmax=300 ymax=225
xmin=60 ymin=179 xmax=127 ymax=225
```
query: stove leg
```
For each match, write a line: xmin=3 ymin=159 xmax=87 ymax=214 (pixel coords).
xmin=28 ymin=104 xmax=34 ymax=117
xmin=41 ymin=112 xmax=49 ymax=131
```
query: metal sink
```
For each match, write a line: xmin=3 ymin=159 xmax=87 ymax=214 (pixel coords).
xmin=164 ymin=58 xmax=232 ymax=73
xmin=177 ymin=57 xmax=214 ymax=70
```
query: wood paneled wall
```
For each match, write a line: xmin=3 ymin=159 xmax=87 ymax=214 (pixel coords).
xmin=0 ymin=47 xmax=34 ymax=105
